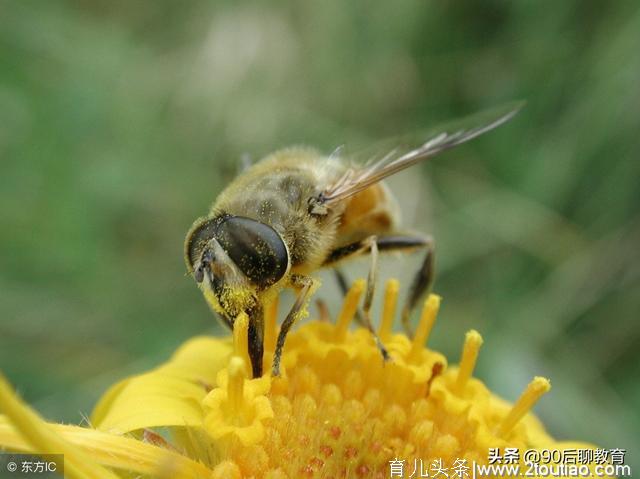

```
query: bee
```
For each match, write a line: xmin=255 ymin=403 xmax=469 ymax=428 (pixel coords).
xmin=184 ymin=102 xmax=523 ymax=378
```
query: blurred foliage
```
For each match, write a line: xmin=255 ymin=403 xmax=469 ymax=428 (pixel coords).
xmin=0 ymin=0 xmax=638 ymax=463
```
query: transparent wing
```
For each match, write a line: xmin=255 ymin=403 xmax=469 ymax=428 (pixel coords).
xmin=321 ymin=101 xmax=524 ymax=204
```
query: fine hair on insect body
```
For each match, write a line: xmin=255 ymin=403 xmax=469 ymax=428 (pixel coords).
xmin=184 ymin=102 xmax=523 ymax=378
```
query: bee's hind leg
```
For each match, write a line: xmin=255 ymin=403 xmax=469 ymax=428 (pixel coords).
xmin=333 ymin=267 xmax=351 ymax=297
xmin=272 ymin=275 xmax=316 ymax=377
xmin=383 ymin=235 xmax=435 ymax=338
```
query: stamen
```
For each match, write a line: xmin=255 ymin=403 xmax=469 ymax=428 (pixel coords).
xmin=409 ymin=295 xmax=441 ymax=362
xmin=378 ymin=279 xmax=399 ymax=342
xmin=233 ymin=313 xmax=251 ymax=369
xmin=227 ymin=357 xmax=247 ymax=413
xmin=263 ymin=296 xmax=279 ymax=354
xmin=335 ymin=278 xmax=365 ymax=341
xmin=454 ymin=330 xmax=483 ymax=394
xmin=498 ymin=377 xmax=551 ymax=437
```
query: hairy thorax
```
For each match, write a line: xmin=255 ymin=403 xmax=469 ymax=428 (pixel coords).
xmin=211 ymin=148 xmax=346 ymax=273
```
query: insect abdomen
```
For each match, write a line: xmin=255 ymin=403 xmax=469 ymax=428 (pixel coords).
xmin=335 ymin=182 xmax=400 ymax=246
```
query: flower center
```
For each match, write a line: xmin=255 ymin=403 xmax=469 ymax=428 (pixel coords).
xmin=199 ymin=279 xmax=552 ymax=478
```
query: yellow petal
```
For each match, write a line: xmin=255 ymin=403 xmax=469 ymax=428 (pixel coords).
xmin=167 ymin=336 xmax=233 ymax=380
xmin=92 ymin=336 xmax=232 ymax=433
xmin=0 ymin=417 xmax=214 ymax=477
xmin=0 ymin=373 xmax=118 ymax=479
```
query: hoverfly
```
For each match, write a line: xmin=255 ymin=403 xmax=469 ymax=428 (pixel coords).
xmin=184 ymin=102 xmax=523 ymax=378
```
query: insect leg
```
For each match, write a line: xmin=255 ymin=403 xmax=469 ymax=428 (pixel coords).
xmin=333 ymin=268 xmax=350 ymax=296
xmin=325 ymin=234 xmax=434 ymax=338
xmin=324 ymin=236 xmax=389 ymax=360
xmin=272 ymin=275 xmax=316 ymax=377
xmin=362 ymin=237 xmax=391 ymax=360
xmin=377 ymin=235 xmax=435 ymax=337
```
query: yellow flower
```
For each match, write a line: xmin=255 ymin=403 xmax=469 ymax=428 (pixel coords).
xmin=0 ymin=279 xmax=610 ymax=478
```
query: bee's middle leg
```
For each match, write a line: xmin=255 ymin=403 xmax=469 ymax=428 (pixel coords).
xmin=325 ymin=236 xmax=390 ymax=360
xmin=325 ymin=234 xmax=435 ymax=339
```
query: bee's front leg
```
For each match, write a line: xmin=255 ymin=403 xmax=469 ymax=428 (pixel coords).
xmin=271 ymin=274 xmax=317 ymax=377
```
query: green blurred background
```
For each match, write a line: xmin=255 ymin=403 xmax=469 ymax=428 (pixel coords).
xmin=1 ymin=0 xmax=638 ymax=463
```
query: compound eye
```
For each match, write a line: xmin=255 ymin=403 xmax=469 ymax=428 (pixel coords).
xmin=186 ymin=218 xmax=219 ymax=268
xmin=216 ymin=217 xmax=289 ymax=288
